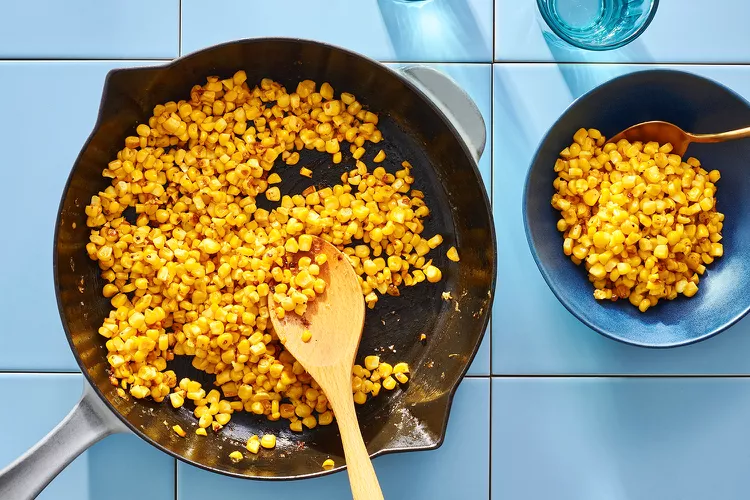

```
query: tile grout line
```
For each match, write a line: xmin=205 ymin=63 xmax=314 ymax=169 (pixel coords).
xmin=475 ymin=60 xmax=750 ymax=67
xmin=0 ymin=60 xmax=746 ymax=66
xmin=488 ymin=60 xmax=494 ymax=500
xmin=488 ymin=374 xmax=750 ymax=378
xmin=178 ymin=0 xmax=182 ymax=57
xmin=0 ymin=370 xmax=80 ymax=375
xmin=492 ymin=0 xmax=496 ymax=63
xmin=0 ymin=58 xmax=174 ymax=62
xmin=176 ymin=13 xmax=181 ymax=500
xmin=0 ymin=59 xmax=747 ymax=66
xmin=488 ymin=377 xmax=493 ymax=500
xmin=373 ymin=60 xmax=494 ymax=65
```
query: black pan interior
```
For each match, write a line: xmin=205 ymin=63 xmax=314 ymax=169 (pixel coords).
xmin=54 ymin=38 xmax=495 ymax=479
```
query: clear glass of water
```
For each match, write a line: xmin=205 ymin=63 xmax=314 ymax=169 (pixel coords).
xmin=537 ymin=0 xmax=659 ymax=51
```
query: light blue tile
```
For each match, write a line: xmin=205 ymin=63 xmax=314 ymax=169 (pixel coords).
xmin=492 ymin=377 xmax=750 ymax=500
xmin=0 ymin=61 xmax=154 ymax=371
xmin=386 ymin=63 xmax=491 ymax=189
xmin=87 ymin=434 xmax=175 ymax=500
xmin=423 ymin=64 xmax=491 ymax=375
xmin=0 ymin=60 xmax=488 ymax=375
xmin=0 ymin=374 xmax=174 ymax=500
xmin=406 ymin=64 xmax=493 ymax=192
xmin=468 ymin=326 xmax=491 ymax=375
xmin=495 ymin=0 xmax=750 ymax=63
xmin=1 ymin=0 xmax=178 ymax=58
xmin=386 ymin=64 xmax=492 ymax=375
xmin=182 ymin=0 xmax=493 ymax=62
xmin=491 ymin=64 xmax=750 ymax=375
xmin=178 ymin=378 xmax=489 ymax=499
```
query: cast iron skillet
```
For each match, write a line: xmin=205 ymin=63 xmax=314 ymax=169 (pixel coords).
xmin=0 ymin=38 xmax=495 ymax=498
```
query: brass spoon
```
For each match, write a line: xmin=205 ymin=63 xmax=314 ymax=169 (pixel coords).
xmin=268 ymin=237 xmax=384 ymax=500
xmin=608 ymin=121 xmax=750 ymax=156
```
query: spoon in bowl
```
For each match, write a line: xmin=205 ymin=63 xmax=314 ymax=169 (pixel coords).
xmin=608 ymin=121 xmax=750 ymax=156
xmin=268 ymin=236 xmax=384 ymax=500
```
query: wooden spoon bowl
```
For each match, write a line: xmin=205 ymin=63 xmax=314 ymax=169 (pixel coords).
xmin=269 ymin=236 xmax=383 ymax=500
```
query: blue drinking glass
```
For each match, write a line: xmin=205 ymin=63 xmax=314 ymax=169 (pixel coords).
xmin=537 ymin=0 xmax=659 ymax=51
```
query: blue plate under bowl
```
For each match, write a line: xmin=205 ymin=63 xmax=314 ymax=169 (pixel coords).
xmin=523 ymin=69 xmax=750 ymax=348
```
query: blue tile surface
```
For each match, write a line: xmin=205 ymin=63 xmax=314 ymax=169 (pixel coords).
xmin=7 ymin=2 xmax=750 ymax=499
xmin=178 ymin=378 xmax=489 ymax=500
xmin=182 ymin=0 xmax=493 ymax=62
xmin=1 ymin=0 xmax=178 ymax=58
xmin=0 ymin=61 xmax=154 ymax=371
xmin=0 ymin=374 xmax=174 ymax=500
xmin=495 ymin=0 xmax=750 ymax=63
xmin=469 ymin=327 xmax=491 ymax=376
xmin=492 ymin=64 xmax=750 ymax=375
xmin=492 ymin=377 xmax=750 ymax=500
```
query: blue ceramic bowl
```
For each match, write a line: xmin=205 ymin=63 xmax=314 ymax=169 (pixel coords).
xmin=523 ymin=69 xmax=750 ymax=348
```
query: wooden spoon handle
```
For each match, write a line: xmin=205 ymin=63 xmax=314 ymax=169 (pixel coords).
xmin=690 ymin=125 xmax=750 ymax=144
xmin=337 ymin=403 xmax=384 ymax=500
xmin=320 ymin=369 xmax=384 ymax=500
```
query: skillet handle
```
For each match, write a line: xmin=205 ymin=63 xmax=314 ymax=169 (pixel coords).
xmin=0 ymin=381 xmax=127 ymax=500
xmin=399 ymin=66 xmax=487 ymax=163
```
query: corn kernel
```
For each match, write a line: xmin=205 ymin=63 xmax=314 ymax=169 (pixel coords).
xmin=382 ymin=376 xmax=397 ymax=391
xmin=424 ymin=265 xmax=442 ymax=283
xmin=169 ymin=393 xmax=184 ymax=408
xmin=654 ymin=244 xmax=669 ymax=260
xmin=393 ymin=362 xmax=409 ymax=374
xmin=364 ymin=355 xmax=380 ymax=371
xmin=268 ymin=173 xmax=282 ymax=184
xmin=319 ymin=411 xmax=334 ymax=426
xmin=446 ymin=246 xmax=460 ymax=262
xmin=246 ymin=436 xmax=261 ymax=454
xmin=260 ymin=434 xmax=276 ymax=449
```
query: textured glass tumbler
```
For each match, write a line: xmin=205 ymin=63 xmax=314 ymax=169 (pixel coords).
xmin=537 ymin=0 xmax=658 ymax=51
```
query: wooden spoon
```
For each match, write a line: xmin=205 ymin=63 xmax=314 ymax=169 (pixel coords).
xmin=268 ymin=236 xmax=384 ymax=500
xmin=608 ymin=121 xmax=750 ymax=156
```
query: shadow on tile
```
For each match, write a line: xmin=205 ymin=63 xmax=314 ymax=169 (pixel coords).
xmin=86 ymin=434 xmax=175 ymax=500
xmin=550 ymin=40 xmax=654 ymax=100
xmin=540 ymin=16 xmax=657 ymax=98
xmin=493 ymin=76 xmax=536 ymax=156
xmin=377 ymin=0 xmax=490 ymax=61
